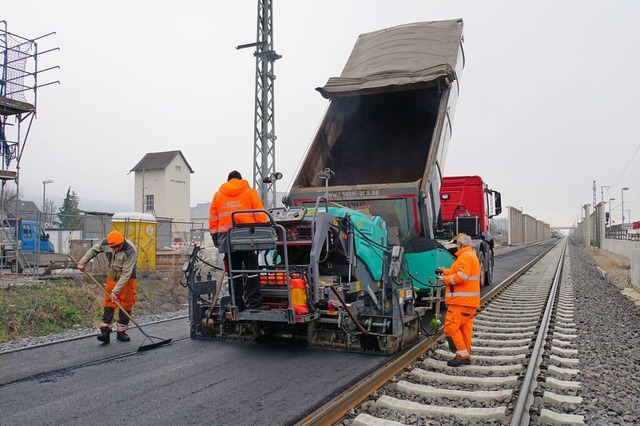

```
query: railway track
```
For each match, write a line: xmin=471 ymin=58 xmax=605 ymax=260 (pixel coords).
xmin=300 ymin=239 xmax=585 ymax=425
xmin=3 ymin=240 xmax=572 ymax=426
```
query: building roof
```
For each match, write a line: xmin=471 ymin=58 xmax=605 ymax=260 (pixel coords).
xmin=1 ymin=200 xmax=40 ymax=220
xmin=130 ymin=150 xmax=194 ymax=173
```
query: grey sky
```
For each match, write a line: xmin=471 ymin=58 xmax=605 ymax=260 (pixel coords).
xmin=4 ymin=1 xmax=639 ymax=227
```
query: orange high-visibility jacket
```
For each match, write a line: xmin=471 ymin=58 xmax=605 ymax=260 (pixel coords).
xmin=443 ymin=246 xmax=481 ymax=308
xmin=209 ymin=178 xmax=267 ymax=235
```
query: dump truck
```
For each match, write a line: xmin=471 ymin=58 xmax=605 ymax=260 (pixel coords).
xmin=284 ymin=18 xmax=468 ymax=305
xmin=186 ymin=19 xmax=467 ymax=355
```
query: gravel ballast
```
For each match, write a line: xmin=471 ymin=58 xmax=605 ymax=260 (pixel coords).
xmin=569 ymin=242 xmax=640 ymax=424
xmin=341 ymin=240 xmax=640 ymax=425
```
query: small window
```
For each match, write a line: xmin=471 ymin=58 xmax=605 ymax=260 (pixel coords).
xmin=145 ymin=195 xmax=155 ymax=211
xmin=175 ymin=165 xmax=182 ymax=172
xmin=22 ymin=224 xmax=32 ymax=238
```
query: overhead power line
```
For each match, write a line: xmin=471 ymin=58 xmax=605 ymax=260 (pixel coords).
xmin=607 ymin=144 xmax=640 ymax=193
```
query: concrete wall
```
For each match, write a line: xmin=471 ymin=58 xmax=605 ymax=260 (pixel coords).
xmin=576 ymin=201 xmax=639 ymax=290
xmin=507 ymin=207 xmax=551 ymax=245
xmin=162 ymin=155 xmax=191 ymax=222
xmin=632 ymin=249 xmax=640 ymax=292
xmin=599 ymin=238 xmax=640 ymax=291
xmin=602 ymin=238 xmax=640 ymax=258
xmin=508 ymin=206 xmax=523 ymax=245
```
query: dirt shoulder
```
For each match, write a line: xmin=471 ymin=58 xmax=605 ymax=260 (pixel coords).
xmin=584 ymin=246 xmax=640 ymax=307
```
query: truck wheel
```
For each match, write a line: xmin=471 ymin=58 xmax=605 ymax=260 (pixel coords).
xmin=485 ymin=255 xmax=494 ymax=286
xmin=478 ymin=251 xmax=486 ymax=287
xmin=10 ymin=260 xmax=23 ymax=274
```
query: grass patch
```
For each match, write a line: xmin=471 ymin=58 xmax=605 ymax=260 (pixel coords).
xmin=0 ymin=273 xmax=187 ymax=343
xmin=0 ymin=280 xmax=102 ymax=342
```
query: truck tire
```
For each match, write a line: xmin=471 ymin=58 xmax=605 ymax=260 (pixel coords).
xmin=478 ymin=251 xmax=486 ymax=287
xmin=485 ymin=253 xmax=494 ymax=286
xmin=10 ymin=259 xmax=23 ymax=274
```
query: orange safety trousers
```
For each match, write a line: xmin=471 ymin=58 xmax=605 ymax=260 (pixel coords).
xmin=444 ymin=304 xmax=477 ymax=359
xmin=103 ymin=277 xmax=137 ymax=311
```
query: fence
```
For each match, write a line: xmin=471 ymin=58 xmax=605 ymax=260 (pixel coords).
xmin=574 ymin=202 xmax=640 ymax=256
xmin=53 ymin=212 xmax=206 ymax=245
xmin=2 ymin=211 xmax=208 ymax=273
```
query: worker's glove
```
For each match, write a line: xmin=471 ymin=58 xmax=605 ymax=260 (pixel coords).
xmin=434 ymin=267 xmax=444 ymax=276
xmin=210 ymin=232 xmax=219 ymax=248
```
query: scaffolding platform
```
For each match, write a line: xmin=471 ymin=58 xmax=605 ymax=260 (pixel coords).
xmin=0 ymin=96 xmax=35 ymax=116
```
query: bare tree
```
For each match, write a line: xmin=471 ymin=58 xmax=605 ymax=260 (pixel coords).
xmin=0 ymin=181 xmax=22 ymax=216
xmin=44 ymin=199 xmax=56 ymax=227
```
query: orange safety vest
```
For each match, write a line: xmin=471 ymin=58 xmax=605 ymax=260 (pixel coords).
xmin=443 ymin=246 xmax=481 ymax=308
xmin=209 ymin=178 xmax=267 ymax=234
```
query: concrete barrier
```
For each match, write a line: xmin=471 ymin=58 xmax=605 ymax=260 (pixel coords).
xmin=632 ymin=249 xmax=640 ymax=292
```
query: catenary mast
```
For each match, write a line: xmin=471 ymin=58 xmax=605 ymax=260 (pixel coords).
xmin=237 ymin=0 xmax=281 ymax=207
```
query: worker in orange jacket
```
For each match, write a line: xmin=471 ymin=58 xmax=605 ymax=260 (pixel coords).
xmin=209 ymin=170 xmax=268 ymax=310
xmin=77 ymin=230 xmax=137 ymax=344
xmin=438 ymin=233 xmax=481 ymax=367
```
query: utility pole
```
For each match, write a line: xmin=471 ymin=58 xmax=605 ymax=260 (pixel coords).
xmin=608 ymin=197 xmax=615 ymax=230
xmin=601 ymin=185 xmax=609 ymax=204
xmin=621 ymin=187 xmax=629 ymax=231
xmin=237 ymin=0 xmax=282 ymax=208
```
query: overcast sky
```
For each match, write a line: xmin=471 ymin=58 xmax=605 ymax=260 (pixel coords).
xmin=3 ymin=1 xmax=639 ymax=227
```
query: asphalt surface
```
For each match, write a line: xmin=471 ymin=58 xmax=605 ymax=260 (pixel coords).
xmin=0 ymin=240 xmax=558 ymax=426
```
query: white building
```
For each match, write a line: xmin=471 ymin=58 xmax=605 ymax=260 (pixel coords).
xmin=130 ymin=150 xmax=193 ymax=222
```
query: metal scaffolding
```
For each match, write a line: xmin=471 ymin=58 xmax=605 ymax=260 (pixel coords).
xmin=1 ymin=21 xmax=58 ymax=181
xmin=0 ymin=20 xmax=58 ymax=274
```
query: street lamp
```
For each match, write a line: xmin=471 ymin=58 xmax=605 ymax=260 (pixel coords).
xmin=621 ymin=187 xmax=629 ymax=231
xmin=42 ymin=180 xmax=53 ymax=225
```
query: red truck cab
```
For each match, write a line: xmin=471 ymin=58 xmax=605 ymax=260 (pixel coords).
xmin=439 ymin=175 xmax=501 ymax=238
xmin=436 ymin=175 xmax=502 ymax=286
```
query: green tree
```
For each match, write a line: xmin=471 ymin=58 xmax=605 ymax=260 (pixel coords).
xmin=57 ymin=187 xmax=82 ymax=229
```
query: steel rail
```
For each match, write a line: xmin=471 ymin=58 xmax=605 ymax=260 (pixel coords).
xmin=510 ymin=239 xmax=567 ymax=425
xmin=297 ymin=241 xmax=558 ymax=426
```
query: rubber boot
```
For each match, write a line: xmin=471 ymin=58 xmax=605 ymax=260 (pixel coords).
xmin=97 ymin=326 xmax=111 ymax=343
xmin=446 ymin=337 xmax=457 ymax=353
xmin=116 ymin=331 xmax=131 ymax=342
xmin=447 ymin=357 xmax=471 ymax=367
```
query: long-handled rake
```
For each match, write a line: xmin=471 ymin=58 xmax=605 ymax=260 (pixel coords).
xmin=203 ymin=266 xmax=226 ymax=328
xmin=70 ymin=256 xmax=172 ymax=351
